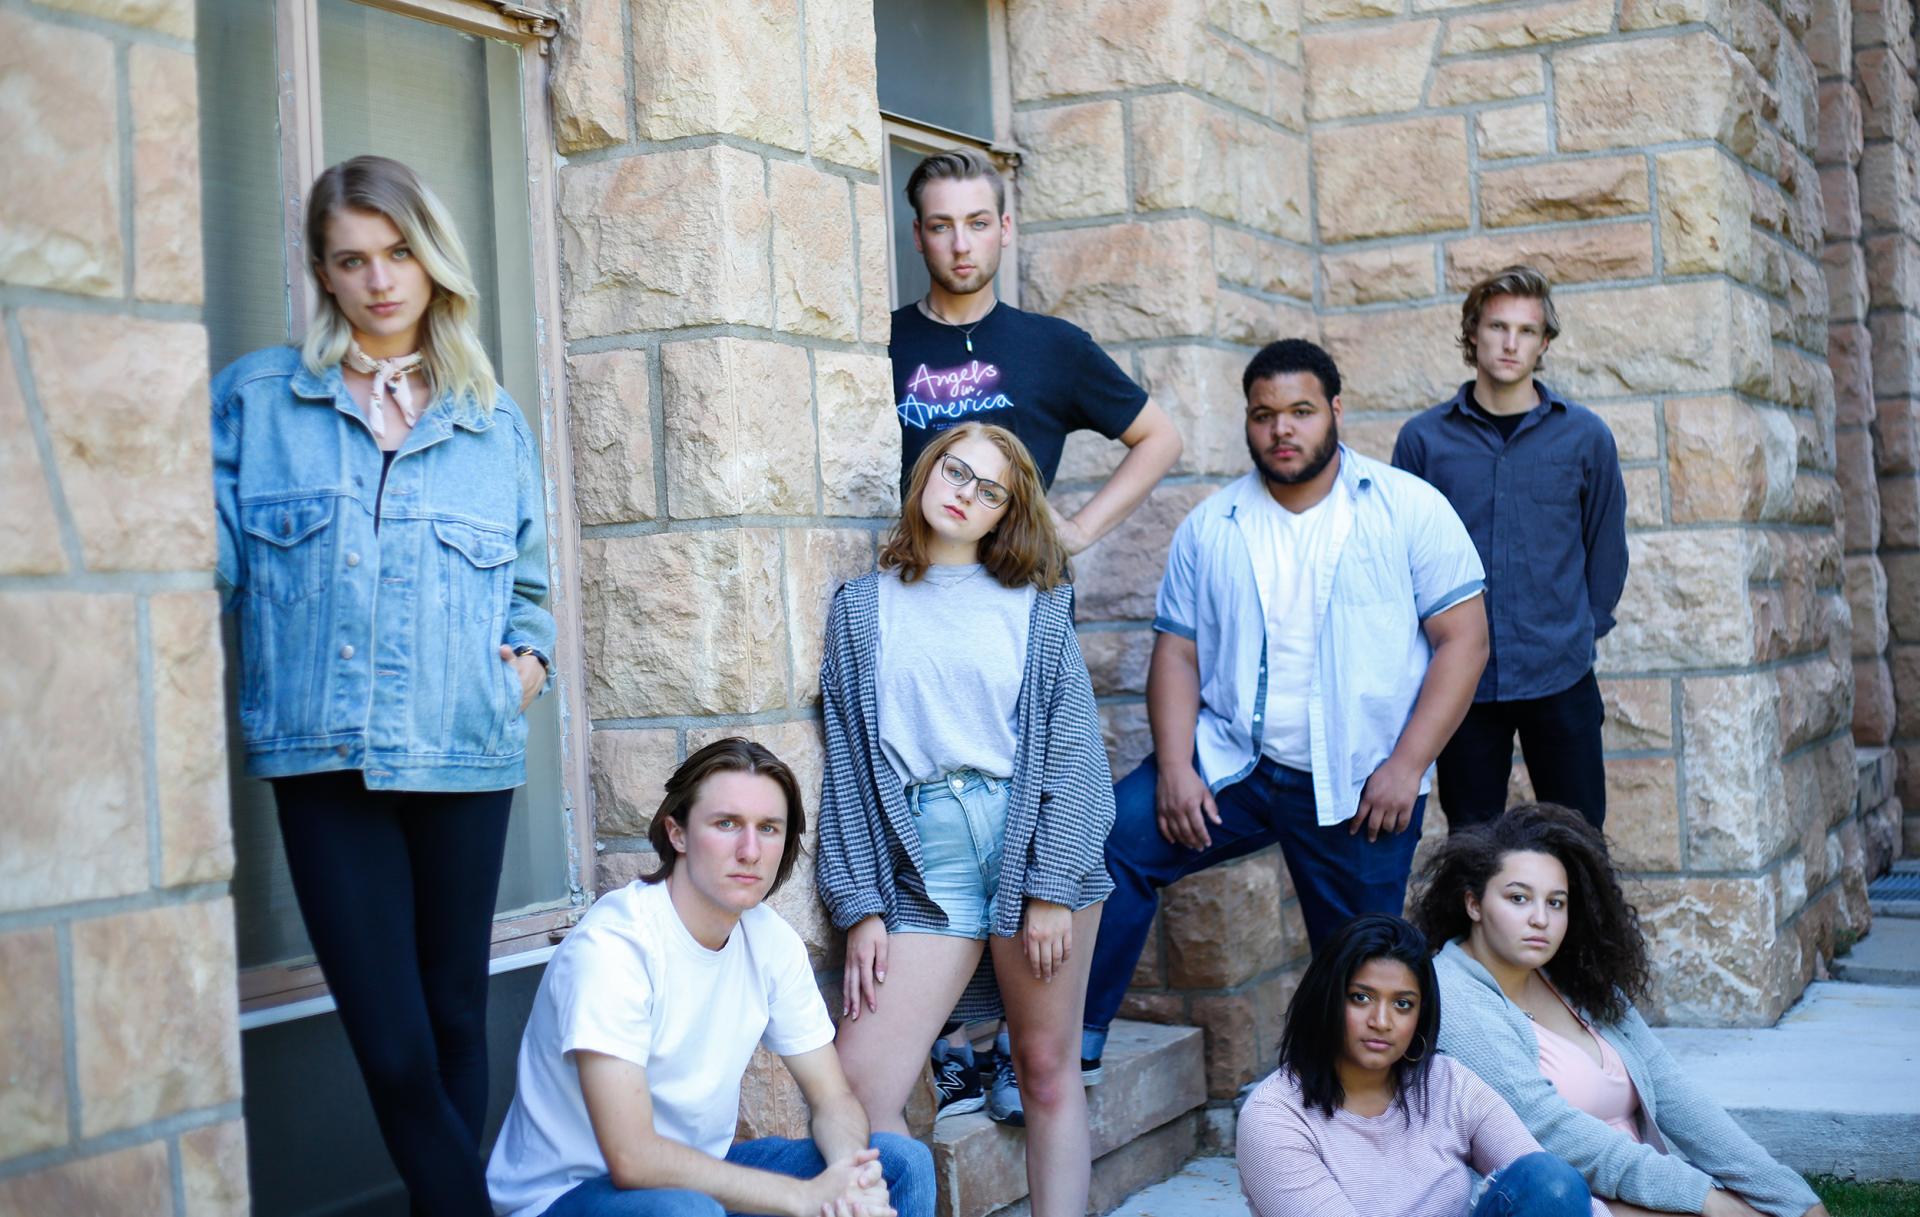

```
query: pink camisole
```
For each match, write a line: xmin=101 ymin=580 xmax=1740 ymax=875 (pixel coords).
xmin=1534 ymin=982 xmax=1643 ymax=1142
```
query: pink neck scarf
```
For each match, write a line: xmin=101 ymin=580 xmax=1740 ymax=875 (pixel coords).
xmin=345 ymin=341 xmax=425 ymax=440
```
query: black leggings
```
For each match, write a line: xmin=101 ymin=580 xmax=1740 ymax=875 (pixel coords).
xmin=273 ymin=770 xmax=513 ymax=1217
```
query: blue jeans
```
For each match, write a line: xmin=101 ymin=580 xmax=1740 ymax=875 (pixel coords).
xmin=1083 ymin=755 xmax=1425 ymax=1040
xmin=1470 ymin=1152 xmax=1592 ymax=1217
xmin=542 ymin=1133 xmax=934 ymax=1217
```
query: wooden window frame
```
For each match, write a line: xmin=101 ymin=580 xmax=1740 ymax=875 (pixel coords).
xmin=239 ymin=0 xmax=589 ymax=1029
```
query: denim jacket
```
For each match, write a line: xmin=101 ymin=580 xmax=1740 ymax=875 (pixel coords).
xmin=211 ymin=345 xmax=556 ymax=791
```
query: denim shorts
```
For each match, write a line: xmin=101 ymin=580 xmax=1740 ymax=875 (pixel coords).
xmin=904 ymin=771 xmax=1009 ymax=939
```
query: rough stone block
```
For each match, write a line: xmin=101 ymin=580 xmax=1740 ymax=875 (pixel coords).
xmin=1271 ymin=63 xmax=1309 ymax=133
xmin=180 ymin=1119 xmax=250 ymax=1217
xmin=1313 ymin=117 xmax=1470 ymax=242
xmin=1209 ymin=0 xmax=1301 ymax=62
xmin=1189 ymin=989 xmax=1263 ymax=1098
xmin=1021 ymin=219 xmax=1216 ymax=342
xmin=1856 ymin=48 xmax=1918 ymax=143
xmin=1681 ymin=674 xmax=1791 ymax=870
xmin=1804 ymin=0 xmax=1852 ymax=76
xmin=771 ymin=161 xmax=858 ymax=342
xmin=1631 ymin=876 xmax=1788 ymax=1025
xmin=1304 ymin=20 xmax=1439 ymax=119
xmin=661 ymin=338 xmax=816 ymax=518
xmin=783 ymin=527 xmax=875 ymax=707
xmin=35 ymin=0 xmax=190 ymax=35
xmin=855 ymin=182 xmax=890 ymax=345
xmin=568 ymin=349 xmax=656 ymax=527
xmin=590 ymin=728 xmax=679 ymax=839
xmin=1894 ymin=644 xmax=1920 ymax=738
xmin=1598 ymin=531 xmax=1755 ymax=670
xmin=1880 ymin=399 xmax=1920 ymax=475
xmin=1550 ymin=281 xmax=1766 ymax=399
xmin=806 ymin=0 xmax=882 ymax=171
xmin=1188 ymin=29 xmax=1269 ymax=113
xmin=815 ymin=352 xmax=898 ymax=518
xmin=1480 ymin=156 xmax=1649 ymax=227
xmin=737 ymin=1043 xmax=812 ymax=1141
xmin=1014 ymin=102 xmax=1128 ymax=222
xmin=1658 ymin=148 xmax=1754 ymax=278
xmin=1163 ymin=856 xmax=1289 ymax=987
xmin=1322 ymin=244 xmax=1436 ymax=307
xmin=1593 ymin=401 xmax=1659 ymax=463
xmin=0 ymin=928 xmax=67 ymax=1156
xmin=130 ymin=45 xmax=203 ymax=305
xmin=152 ymin=591 xmax=231 ymax=887
xmin=21 ymin=310 xmax=212 ymax=571
xmin=1217 ymin=229 xmax=1315 ymax=300
xmin=630 ymin=0 xmax=804 ymax=151
xmin=0 ymin=1144 xmax=173 ymax=1215
xmin=1133 ymin=344 xmax=1261 ymax=479
xmin=73 ymin=898 xmax=242 ymax=1135
xmin=1666 ymin=396 xmax=1797 ymax=523
xmin=1844 ymin=551 xmax=1889 ymax=655
xmin=559 ymin=145 xmax=772 ymax=339
xmin=0 ymin=11 xmax=121 ymax=297
xmin=1606 ymin=758 xmax=1682 ymax=871
xmin=581 ymin=531 xmax=788 ymax=717
xmin=1079 ymin=627 xmax=1154 ymax=698
xmin=1828 ymin=323 xmax=1873 ymax=425
xmin=1850 ymin=0 xmax=1916 ymax=57
xmin=550 ymin=0 xmax=628 ymax=152
xmin=1884 ymin=551 xmax=1920 ymax=642
xmin=1858 ymin=143 xmax=1920 ymax=238
xmin=1445 ymin=222 xmax=1654 ymax=290
xmin=0 ymin=337 xmax=64 ymax=576
xmin=1475 ymin=105 xmax=1550 ymax=159
xmin=1443 ymin=0 xmax=1611 ymax=51
xmin=1428 ymin=55 xmax=1545 ymax=107
xmin=1007 ymin=0 xmax=1191 ymax=100
xmin=1882 ymin=476 xmax=1920 ymax=547
xmin=1069 ymin=482 xmax=1217 ymax=622
xmin=1320 ymin=303 xmax=1463 ymax=414
xmin=0 ymin=593 xmax=146 ymax=912
xmin=1600 ymin=677 xmax=1675 ymax=751
xmin=1775 ymin=653 xmax=1852 ymax=753
xmin=1305 ymin=0 xmax=1397 ymax=18
xmin=1816 ymin=81 xmax=1864 ymax=169
xmin=1101 ymin=701 xmax=1153 ymax=777
xmin=1132 ymin=93 xmax=1311 ymax=241
xmin=1870 ymin=310 xmax=1920 ymax=397
xmin=595 ymin=847 xmax=652 ymax=896
xmin=1554 ymin=34 xmax=1761 ymax=154
xmin=1214 ymin=290 xmax=1298 ymax=348
xmin=1865 ymin=234 xmax=1920 ymax=313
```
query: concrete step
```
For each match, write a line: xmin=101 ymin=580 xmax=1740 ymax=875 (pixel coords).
xmin=931 ymin=1020 xmax=1207 ymax=1217
xmin=1654 ymin=982 xmax=1920 ymax=1181
xmin=1105 ymin=1156 xmax=1246 ymax=1217
xmin=1833 ymin=917 xmax=1920 ymax=986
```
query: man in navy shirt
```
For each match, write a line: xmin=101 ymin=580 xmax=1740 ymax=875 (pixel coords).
xmin=1392 ymin=265 xmax=1627 ymax=831
xmin=889 ymin=148 xmax=1181 ymax=549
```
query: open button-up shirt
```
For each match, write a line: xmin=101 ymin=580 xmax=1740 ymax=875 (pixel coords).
xmin=1152 ymin=448 xmax=1485 ymax=826
xmin=1392 ymin=381 xmax=1628 ymax=703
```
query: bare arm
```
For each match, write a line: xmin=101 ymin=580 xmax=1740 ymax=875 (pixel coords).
xmin=1351 ymin=595 xmax=1488 ymax=840
xmin=1055 ymin=401 xmax=1182 ymax=554
xmin=575 ymin=1051 xmax=889 ymax=1217
xmin=784 ymin=1045 xmax=874 ymax=1171
xmin=1146 ymin=631 xmax=1222 ymax=850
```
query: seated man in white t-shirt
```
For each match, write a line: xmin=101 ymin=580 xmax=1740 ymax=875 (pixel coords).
xmin=488 ymin=738 xmax=935 ymax=1217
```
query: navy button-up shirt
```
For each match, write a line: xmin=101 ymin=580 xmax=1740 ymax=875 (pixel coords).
xmin=1392 ymin=381 xmax=1627 ymax=703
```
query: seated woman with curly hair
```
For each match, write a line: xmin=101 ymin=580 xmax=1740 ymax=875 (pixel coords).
xmin=1412 ymin=803 xmax=1827 ymax=1217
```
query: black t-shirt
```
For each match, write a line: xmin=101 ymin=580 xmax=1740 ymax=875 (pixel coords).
xmin=1468 ymin=392 xmax=1527 ymax=441
xmin=890 ymin=301 xmax=1148 ymax=491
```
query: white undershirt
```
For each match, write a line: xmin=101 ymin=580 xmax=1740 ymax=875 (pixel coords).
xmin=1239 ymin=484 xmax=1346 ymax=771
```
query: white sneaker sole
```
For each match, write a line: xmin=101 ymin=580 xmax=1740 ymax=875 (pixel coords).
xmin=935 ymin=1095 xmax=986 ymax=1120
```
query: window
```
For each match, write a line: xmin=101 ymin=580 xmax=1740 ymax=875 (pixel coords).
xmin=874 ymin=0 xmax=1019 ymax=308
xmin=197 ymin=0 xmax=584 ymax=1022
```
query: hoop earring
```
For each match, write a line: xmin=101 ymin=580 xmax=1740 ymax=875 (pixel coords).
xmin=1401 ymin=1033 xmax=1428 ymax=1064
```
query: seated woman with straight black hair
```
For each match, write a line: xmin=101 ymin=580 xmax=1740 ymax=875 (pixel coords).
xmin=1237 ymin=914 xmax=1598 ymax=1217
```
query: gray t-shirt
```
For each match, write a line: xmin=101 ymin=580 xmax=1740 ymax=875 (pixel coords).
xmin=876 ymin=564 xmax=1035 ymax=787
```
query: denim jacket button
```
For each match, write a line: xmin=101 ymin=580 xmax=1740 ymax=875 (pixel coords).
xmin=339 ymin=644 xmax=355 ymax=660
xmin=346 ymin=552 xmax=360 ymax=567
xmin=336 ymin=743 xmax=350 ymax=756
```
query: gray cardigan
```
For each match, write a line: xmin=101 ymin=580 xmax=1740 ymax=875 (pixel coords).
xmin=1433 ymin=941 xmax=1818 ymax=1217
xmin=816 ymin=573 xmax=1116 ymax=1017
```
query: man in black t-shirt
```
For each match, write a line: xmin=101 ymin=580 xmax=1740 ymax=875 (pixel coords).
xmin=890 ymin=148 xmax=1182 ymax=552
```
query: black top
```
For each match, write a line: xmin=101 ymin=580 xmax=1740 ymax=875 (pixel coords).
xmin=374 ymin=448 xmax=398 ymax=532
xmin=889 ymin=301 xmax=1147 ymax=492
xmin=1468 ymin=392 xmax=1526 ymax=441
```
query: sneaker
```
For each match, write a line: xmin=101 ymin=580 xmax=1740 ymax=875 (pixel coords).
xmin=931 ymin=1039 xmax=984 ymax=1121
xmin=1080 ymin=1028 xmax=1106 ymax=1086
xmin=986 ymin=1031 xmax=1025 ymax=1126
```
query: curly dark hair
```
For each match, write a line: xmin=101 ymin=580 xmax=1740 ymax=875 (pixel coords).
xmin=1277 ymin=914 xmax=1439 ymax=1121
xmin=1409 ymin=803 xmax=1648 ymax=1023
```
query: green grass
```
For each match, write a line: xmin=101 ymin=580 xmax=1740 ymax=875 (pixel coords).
xmin=1810 ymin=1175 xmax=1920 ymax=1217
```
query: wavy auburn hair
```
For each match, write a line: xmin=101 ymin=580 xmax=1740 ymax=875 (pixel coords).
xmin=302 ymin=155 xmax=497 ymax=410
xmin=880 ymin=422 xmax=1070 ymax=593
xmin=1409 ymin=802 xmax=1648 ymax=1023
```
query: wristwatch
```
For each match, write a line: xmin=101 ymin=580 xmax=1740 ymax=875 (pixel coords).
xmin=512 ymin=644 xmax=551 ymax=671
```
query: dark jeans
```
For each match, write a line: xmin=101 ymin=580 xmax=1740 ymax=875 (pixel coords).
xmin=1470 ymin=1152 xmax=1593 ymax=1217
xmin=1083 ymin=755 xmax=1425 ymax=1037
xmin=272 ymin=770 xmax=514 ymax=1217
xmin=544 ymin=1133 xmax=936 ymax=1217
xmin=1438 ymin=669 xmax=1606 ymax=832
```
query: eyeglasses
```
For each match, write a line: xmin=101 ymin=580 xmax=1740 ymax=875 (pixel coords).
xmin=937 ymin=453 xmax=1011 ymax=511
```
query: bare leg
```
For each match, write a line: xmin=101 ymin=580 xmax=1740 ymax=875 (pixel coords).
xmin=834 ymin=932 xmax=985 ymax=1134
xmin=1602 ymin=1202 xmax=1695 ymax=1217
xmin=991 ymin=903 xmax=1103 ymax=1217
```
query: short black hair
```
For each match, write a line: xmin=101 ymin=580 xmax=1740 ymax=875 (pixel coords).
xmin=1243 ymin=338 xmax=1342 ymax=402
xmin=1276 ymin=914 xmax=1439 ymax=1121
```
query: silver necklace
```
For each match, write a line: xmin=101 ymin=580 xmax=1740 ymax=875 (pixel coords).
xmin=924 ymin=297 xmax=996 ymax=354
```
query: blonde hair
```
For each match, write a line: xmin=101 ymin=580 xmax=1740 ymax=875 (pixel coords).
xmin=1459 ymin=264 xmax=1561 ymax=369
xmin=879 ymin=423 xmax=1070 ymax=593
xmin=301 ymin=155 xmax=497 ymax=409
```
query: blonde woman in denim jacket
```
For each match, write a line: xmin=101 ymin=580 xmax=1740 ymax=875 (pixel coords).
xmin=210 ymin=156 xmax=554 ymax=1216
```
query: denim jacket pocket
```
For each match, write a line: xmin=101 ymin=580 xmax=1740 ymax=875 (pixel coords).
xmin=433 ymin=517 xmax=516 ymax=628
xmin=239 ymin=496 xmax=336 ymax=605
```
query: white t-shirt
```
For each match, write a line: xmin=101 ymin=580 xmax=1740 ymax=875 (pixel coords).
xmin=1238 ymin=484 xmax=1347 ymax=771
xmin=486 ymin=880 xmax=837 ymax=1217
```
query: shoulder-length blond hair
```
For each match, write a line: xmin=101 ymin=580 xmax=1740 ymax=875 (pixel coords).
xmin=879 ymin=423 xmax=1070 ymax=593
xmin=301 ymin=155 xmax=497 ymax=409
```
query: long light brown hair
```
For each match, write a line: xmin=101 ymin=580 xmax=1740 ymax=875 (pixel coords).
xmin=1458 ymin=263 xmax=1561 ymax=369
xmin=879 ymin=422 xmax=1069 ymax=593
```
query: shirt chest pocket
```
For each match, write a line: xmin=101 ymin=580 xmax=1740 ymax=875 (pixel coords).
xmin=433 ymin=518 xmax=517 ymax=626
xmin=239 ymin=497 xmax=336 ymax=605
xmin=1527 ymin=452 xmax=1581 ymax=507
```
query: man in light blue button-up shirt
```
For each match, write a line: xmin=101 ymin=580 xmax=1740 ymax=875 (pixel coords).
xmin=1080 ymin=339 xmax=1490 ymax=1072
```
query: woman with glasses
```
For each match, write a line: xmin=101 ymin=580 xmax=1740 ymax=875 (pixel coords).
xmin=817 ymin=422 xmax=1116 ymax=1217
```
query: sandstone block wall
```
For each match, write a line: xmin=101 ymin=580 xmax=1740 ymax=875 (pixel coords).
xmin=0 ymin=0 xmax=247 ymax=1209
